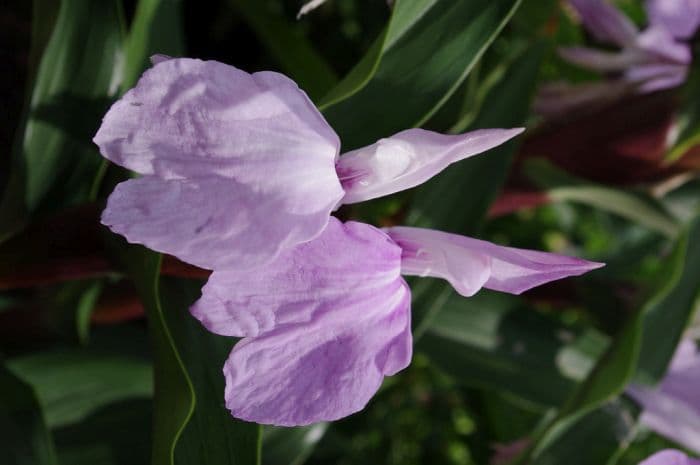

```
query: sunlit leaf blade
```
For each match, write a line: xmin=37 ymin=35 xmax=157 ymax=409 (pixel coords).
xmin=323 ymin=0 xmax=522 ymax=149
xmin=317 ymin=0 xmax=438 ymax=110
xmin=160 ymin=278 xmax=262 ymax=465
xmin=7 ymin=348 xmax=152 ymax=430
xmin=523 ymin=159 xmax=681 ymax=239
xmin=0 ymin=363 xmax=57 ymax=465
xmin=0 ymin=0 xmax=123 ymax=238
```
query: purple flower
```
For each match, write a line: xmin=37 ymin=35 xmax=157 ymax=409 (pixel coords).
xmin=638 ymin=449 xmax=700 ymax=465
xmin=628 ymin=339 xmax=700 ymax=453
xmin=562 ymin=0 xmax=697 ymax=93
xmin=94 ymin=58 xmax=522 ymax=270
xmin=190 ymin=217 xmax=603 ymax=426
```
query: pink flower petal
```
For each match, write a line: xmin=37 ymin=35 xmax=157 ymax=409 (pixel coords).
xmin=95 ymin=58 xmax=344 ymax=269
xmin=336 ymin=128 xmax=523 ymax=204
xmin=223 ymin=284 xmax=411 ymax=426
xmin=101 ymin=176 xmax=337 ymax=270
xmin=570 ymin=0 xmax=639 ymax=46
xmin=385 ymin=227 xmax=604 ymax=296
xmin=628 ymin=340 xmax=700 ymax=454
xmin=190 ymin=218 xmax=404 ymax=336
xmin=558 ymin=46 xmax=643 ymax=72
xmin=190 ymin=219 xmax=411 ymax=426
xmin=638 ymin=450 xmax=700 ymax=465
xmin=646 ymin=0 xmax=700 ymax=39
xmin=636 ymin=26 xmax=692 ymax=64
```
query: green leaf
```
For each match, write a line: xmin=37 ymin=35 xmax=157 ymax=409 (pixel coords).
xmin=530 ymin=400 xmax=638 ymax=465
xmin=159 ymin=278 xmax=262 ymax=465
xmin=262 ymin=424 xmax=328 ymax=465
xmin=417 ymin=291 xmax=606 ymax=408
xmin=0 ymin=0 xmax=124 ymax=238
xmin=635 ymin=215 xmax=700 ymax=383
xmin=119 ymin=248 xmax=195 ymax=465
xmin=407 ymin=43 xmax=545 ymax=233
xmin=666 ymin=61 xmax=700 ymax=162
xmin=229 ymin=0 xmax=338 ymax=101
xmin=7 ymin=349 xmax=152 ymax=430
xmin=114 ymin=243 xmax=261 ymax=465
xmin=407 ymin=43 xmax=547 ymax=333
xmin=523 ymin=158 xmax=681 ymax=239
xmin=317 ymin=0 xmax=440 ymax=110
xmin=53 ymin=399 xmax=152 ymax=465
xmin=322 ymin=0 xmax=523 ymax=149
xmin=122 ymin=0 xmax=186 ymax=89
xmin=0 ymin=362 xmax=57 ymax=465
xmin=525 ymin=214 xmax=700 ymax=462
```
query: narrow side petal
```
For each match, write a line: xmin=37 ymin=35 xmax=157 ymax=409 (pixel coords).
xmin=385 ymin=227 xmax=604 ymax=296
xmin=570 ymin=0 xmax=639 ymax=46
xmin=558 ymin=46 xmax=643 ymax=72
xmin=337 ymin=128 xmax=523 ymax=204
xmin=638 ymin=450 xmax=700 ymax=465
xmin=101 ymin=176 xmax=337 ymax=270
xmin=223 ymin=281 xmax=412 ymax=426
xmin=190 ymin=218 xmax=403 ymax=336
xmin=646 ymin=0 xmax=700 ymax=39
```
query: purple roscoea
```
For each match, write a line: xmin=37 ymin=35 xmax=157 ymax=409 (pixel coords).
xmin=537 ymin=0 xmax=699 ymax=117
xmin=638 ymin=450 xmax=700 ymax=465
xmin=94 ymin=57 xmax=523 ymax=271
xmin=628 ymin=339 xmax=700 ymax=454
xmin=190 ymin=217 xmax=603 ymax=426
xmin=562 ymin=0 xmax=697 ymax=93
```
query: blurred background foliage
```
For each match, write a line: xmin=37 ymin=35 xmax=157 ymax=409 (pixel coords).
xmin=1 ymin=0 xmax=699 ymax=465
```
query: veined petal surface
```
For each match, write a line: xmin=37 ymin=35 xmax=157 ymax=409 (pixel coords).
xmin=337 ymin=128 xmax=523 ymax=204
xmin=385 ymin=227 xmax=604 ymax=296
xmin=101 ymin=176 xmax=338 ymax=270
xmin=189 ymin=219 xmax=411 ymax=426
xmin=190 ymin=218 xmax=404 ymax=336
xmin=95 ymin=58 xmax=344 ymax=269
xmin=223 ymin=284 xmax=411 ymax=426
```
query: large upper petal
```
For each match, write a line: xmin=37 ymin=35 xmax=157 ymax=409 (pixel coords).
xmin=646 ymin=0 xmax=700 ymax=39
xmin=385 ymin=227 xmax=604 ymax=296
xmin=102 ymin=176 xmax=338 ymax=270
xmin=94 ymin=58 xmax=340 ymax=183
xmin=95 ymin=58 xmax=344 ymax=268
xmin=570 ymin=0 xmax=639 ymax=47
xmin=188 ymin=218 xmax=411 ymax=425
xmin=336 ymin=128 xmax=523 ymax=204
xmin=627 ymin=340 xmax=700 ymax=454
xmin=638 ymin=450 xmax=700 ymax=465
